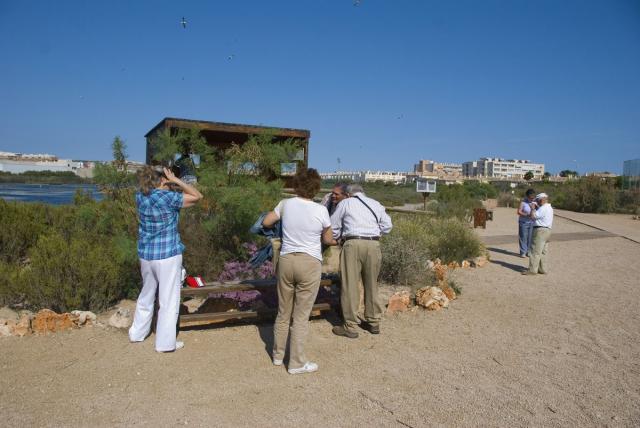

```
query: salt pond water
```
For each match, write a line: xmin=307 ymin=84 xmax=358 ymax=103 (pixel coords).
xmin=0 ymin=183 xmax=103 ymax=205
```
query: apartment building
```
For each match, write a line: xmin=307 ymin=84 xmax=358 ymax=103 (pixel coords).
xmin=414 ymin=159 xmax=462 ymax=177
xmin=462 ymin=158 xmax=545 ymax=179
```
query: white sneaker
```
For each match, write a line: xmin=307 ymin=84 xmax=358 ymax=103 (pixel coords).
xmin=273 ymin=358 xmax=283 ymax=366
xmin=156 ymin=341 xmax=184 ymax=353
xmin=288 ymin=362 xmax=318 ymax=374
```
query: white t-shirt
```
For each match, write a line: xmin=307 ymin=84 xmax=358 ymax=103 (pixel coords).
xmin=274 ymin=197 xmax=331 ymax=261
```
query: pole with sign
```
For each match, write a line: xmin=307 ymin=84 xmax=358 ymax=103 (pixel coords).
xmin=416 ymin=179 xmax=437 ymax=210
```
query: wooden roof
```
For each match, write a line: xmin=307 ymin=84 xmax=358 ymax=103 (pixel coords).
xmin=144 ymin=117 xmax=310 ymax=139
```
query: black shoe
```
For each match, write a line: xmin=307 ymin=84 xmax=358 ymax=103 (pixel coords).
xmin=332 ymin=325 xmax=359 ymax=339
xmin=361 ymin=322 xmax=380 ymax=334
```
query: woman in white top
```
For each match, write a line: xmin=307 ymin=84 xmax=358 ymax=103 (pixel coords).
xmin=262 ymin=168 xmax=337 ymax=374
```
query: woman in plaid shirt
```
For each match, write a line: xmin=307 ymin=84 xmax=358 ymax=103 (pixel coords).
xmin=129 ymin=166 xmax=202 ymax=352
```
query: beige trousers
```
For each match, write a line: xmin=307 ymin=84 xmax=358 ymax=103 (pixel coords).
xmin=528 ymin=227 xmax=551 ymax=274
xmin=339 ymin=239 xmax=383 ymax=332
xmin=273 ymin=253 xmax=322 ymax=369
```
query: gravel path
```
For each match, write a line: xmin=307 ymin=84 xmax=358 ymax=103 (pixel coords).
xmin=1 ymin=210 xmax=639 ymax=427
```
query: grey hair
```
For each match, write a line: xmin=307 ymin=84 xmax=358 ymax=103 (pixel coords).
xmin=346 ymin=183 xmax=364 ymax=195
xmin=333 ymin=182 xmax=349 ymax=194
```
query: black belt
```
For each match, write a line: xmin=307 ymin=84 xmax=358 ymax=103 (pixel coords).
xmin=344 ymin=236 xmax=380 ymax=241
xmin=533 ymin=226 xmax=549 ymax=229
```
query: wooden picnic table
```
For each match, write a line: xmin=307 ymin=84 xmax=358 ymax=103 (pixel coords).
xmin=179 ymin=277 xmax=340 ymax=327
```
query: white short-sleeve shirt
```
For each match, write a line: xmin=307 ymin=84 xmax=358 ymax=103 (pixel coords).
xmin=274 ymin=197 xmax=331 ymax=261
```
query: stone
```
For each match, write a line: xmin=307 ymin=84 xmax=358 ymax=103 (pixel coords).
xmin=181 ymin=298 xmax=204 ymax=314
xmin=32 ymin=309 xmax=76 ymax=334
xmin=447 ymin=261 xmax=460 ymax=269
xmin=0 ymin=307 xmax=19 ymax=322
xmin=71 ymin=310 xmax=97 ymax=326
xmin=441 ymin=286 xmax=456 ymax=301
xmin=461 ymin=260 xmax=471 ymax=268
xmin=13 ymin=314 xmax=32 ymax=336
xmin=471 ymin=256 xmax=489 ymax=268
xmin=109 ymin=308 xmax=133 ymax=329
xmin=433 ymin=263 xmax=447 ymax=283
xmin=386 ymin=291 xmax=411 ymax=315
xmin=0 ymin=323 xmax=12 ymax=337
xmin=415 ymin=286 xmax=450 ymax=311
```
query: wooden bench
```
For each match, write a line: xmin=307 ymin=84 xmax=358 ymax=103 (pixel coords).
xmin=179 ymin=277 xmax=340 ymax=327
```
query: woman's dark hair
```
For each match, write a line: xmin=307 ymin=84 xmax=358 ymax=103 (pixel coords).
xmin=525 ymin=188 xmax=536 ymax=198
xmin=138 ymin=165 xmax=164 ymax=196
xmin=292 ymin=167 xmax=322 ymax=199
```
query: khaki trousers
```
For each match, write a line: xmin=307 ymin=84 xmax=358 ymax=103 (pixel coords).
xmin=273 ymin=253 xmax=322 ymax=369
xmin=339 ymin=239 xmax=383 ymax=332
xmin=528 ymin=227 xmax=551 ymax=274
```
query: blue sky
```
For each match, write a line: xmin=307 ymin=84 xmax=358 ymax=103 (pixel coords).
xmin=1 ymin=0 xmax=638 ymax=174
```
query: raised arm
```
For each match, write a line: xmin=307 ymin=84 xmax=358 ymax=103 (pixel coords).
xmin=262 ymin=211 xmax=280 ymax=228
xmin=163 ymin=167 xmax=203 ymax=208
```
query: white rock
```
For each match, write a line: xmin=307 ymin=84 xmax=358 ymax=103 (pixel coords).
xmin=0 ymin=324 xmax=12 ymax=337
xmin=71 ymin=310 xmax=97 ymax=325
xmin=0 ymin=307 xmax=19 ymax=322
xmin=109 ymin=308 xmax=133 ymax=329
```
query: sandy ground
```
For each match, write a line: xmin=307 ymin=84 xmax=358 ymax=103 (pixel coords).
xmin=1 ymin=209 xmax=639 ymax=427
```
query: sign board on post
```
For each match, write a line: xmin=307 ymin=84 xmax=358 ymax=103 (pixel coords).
xmin=416 ymin=179 xmax=437 ymax=193
xmin=416 ymin=179 xmax=437 ymax=210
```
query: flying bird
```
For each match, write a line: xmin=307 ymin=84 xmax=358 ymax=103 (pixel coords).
xmin=227 ymin=54 xmax=235 ymax=61
xmin=353 ymin=0 xmax=362 ymax=6
xmin=181 ymin=17 xmax=187 ymax=29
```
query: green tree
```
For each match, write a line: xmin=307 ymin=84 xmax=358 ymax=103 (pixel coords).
xmin=93 ymin=136 xmax=136 ymax=200
xmin=524 ymin=171 xmax=534 ymax=181
xmin=112 ymin=136 xmax=127 ymax=171
xmin=559 ymin=170 xmax=578 ymax=178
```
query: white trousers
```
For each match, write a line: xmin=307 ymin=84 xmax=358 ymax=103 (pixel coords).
xmin=129 ymin=254 xmax=182 ymax=352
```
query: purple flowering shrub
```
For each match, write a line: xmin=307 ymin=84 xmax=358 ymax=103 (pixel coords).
xmin=217 ymin=242 xmax=274 ymax=281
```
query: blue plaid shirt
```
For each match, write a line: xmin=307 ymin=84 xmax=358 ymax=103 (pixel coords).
xmin=136 ymin=189 xmax=185 ymax=260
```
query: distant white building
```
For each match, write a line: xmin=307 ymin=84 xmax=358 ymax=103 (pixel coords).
xmin=320 ymin=170 xmax=409 ymax=184
xmin=462 ymin=157 xmax=545 ymax=179
xmin=0 ymin=151 xmax=87 ymax=175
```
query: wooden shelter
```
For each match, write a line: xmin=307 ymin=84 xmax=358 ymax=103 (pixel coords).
xmin=144 ymin=117 xmax=310 ymax=179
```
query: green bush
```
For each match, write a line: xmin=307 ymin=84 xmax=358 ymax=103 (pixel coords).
xmin=380 ymin=214 xmax=483 ymax=285
xmin=0 ymin=200 xmax=48 ymax=264
xmin=22 ymin=232 xmax=128 ymax=312
xmin=497 ymin=192 xmax=519 ymax=208
xmin=522 ymin=176 xmax=637 ymax=214
xmin=431 ymin=184 xmax=482 ymax=220
xmin=379 ymin=215 xmax=433 ymax=285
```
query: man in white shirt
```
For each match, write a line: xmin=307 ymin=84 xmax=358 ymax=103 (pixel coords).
xmin=523 ymin=193 xmax=554 ymax=275
xmin=330 ymin=184 xmax=393 ymax=338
